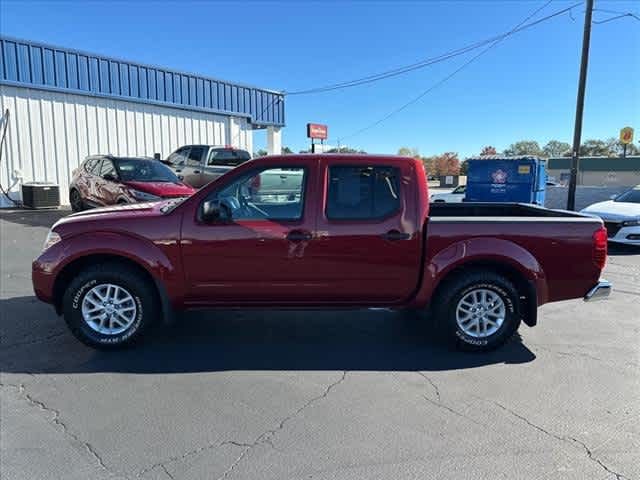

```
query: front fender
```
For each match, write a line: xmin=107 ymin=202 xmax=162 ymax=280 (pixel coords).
xmin=34 ymin=231 xmax=184 ymax=310
xmin=412 ymin=237 xmax=548 ymax=309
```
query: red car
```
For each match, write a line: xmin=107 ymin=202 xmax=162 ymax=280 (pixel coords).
xmin=69 ymin=155 xmax=195 ymax=211
xmin=35 ymin=154 xmax=610 ymax=351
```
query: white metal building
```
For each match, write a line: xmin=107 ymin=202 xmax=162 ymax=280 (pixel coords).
xmin=0 ymin=36 xmax=285 ymax=207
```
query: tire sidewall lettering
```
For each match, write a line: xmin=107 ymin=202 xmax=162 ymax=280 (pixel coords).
xmin=72 ymin=279 xmax=97 ymax=309
xmin=72 ymin=279 xmax=144 ymax=344
xmin=454 ymin=282 xmax=514 ymax=346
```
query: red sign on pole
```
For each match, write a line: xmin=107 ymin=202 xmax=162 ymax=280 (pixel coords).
xmin=307 ymin=123 xmax=328 ymax=140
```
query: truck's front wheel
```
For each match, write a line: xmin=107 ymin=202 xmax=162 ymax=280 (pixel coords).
xmin=62 ymin=263 xmax=157 ymax=349
xmin=438 ymin=272 xmax=521 ymax=352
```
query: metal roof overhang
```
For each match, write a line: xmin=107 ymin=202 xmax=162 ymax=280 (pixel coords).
xmin=0 ymin=36 xmax=285 ymax=127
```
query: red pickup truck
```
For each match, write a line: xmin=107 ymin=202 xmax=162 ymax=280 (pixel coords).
xmin=32 ymin=154 xmax=611 ymax=352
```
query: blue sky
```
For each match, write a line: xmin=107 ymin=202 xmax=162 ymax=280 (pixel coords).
xmin=1 ymin=0 xmax=638 ymax=157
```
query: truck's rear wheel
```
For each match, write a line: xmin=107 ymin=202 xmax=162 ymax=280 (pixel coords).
xmin=62 ymin=263 xmax=157 ymax=349
xmin=437 ymin=271 xmax=521 ymax=352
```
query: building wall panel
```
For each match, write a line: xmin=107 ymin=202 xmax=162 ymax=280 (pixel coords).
xmin=0 ymin=84 xmax=252 ymax=206
xmin=0 ymin=36 xmax=284 ymax=127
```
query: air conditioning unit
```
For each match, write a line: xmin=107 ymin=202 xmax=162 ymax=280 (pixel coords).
xmin=21 ymin=182 xmax=60 ymax=209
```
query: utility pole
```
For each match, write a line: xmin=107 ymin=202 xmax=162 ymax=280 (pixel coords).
xmin=567 ymin=0 xmax=594 ymax=210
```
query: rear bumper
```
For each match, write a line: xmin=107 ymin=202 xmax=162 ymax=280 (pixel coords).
xmin=583 ymin=280 xmax=612 ymax=302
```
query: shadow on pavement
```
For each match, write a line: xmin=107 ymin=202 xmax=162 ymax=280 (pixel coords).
xmin=0 ymin=208 xmax=71 ymax=228
xmin=608 ymin=243 xmax=640 ymax=256
xmin=1 ymin=295 xmax=535 ymax=375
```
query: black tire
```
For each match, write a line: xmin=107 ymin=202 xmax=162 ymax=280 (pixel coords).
xmin=69 ymin=189 xmax=85 ymax=212
xmin=117 ymin=198 xmax=129 ymax=204
xmin=62 ymin=263 xmax=158 ymax=349
xmin=436 ymin=271 xmax=521 ymax=352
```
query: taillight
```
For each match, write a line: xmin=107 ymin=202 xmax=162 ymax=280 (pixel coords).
xmin=593 ymin=226 xmax=607 ymax=270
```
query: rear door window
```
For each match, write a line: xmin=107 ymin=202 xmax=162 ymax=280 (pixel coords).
xmin=326 ymin=166 xmax=401 ymax=220
xmin=167 ymin=147 xmax=190 ymax=166
xmin=187 ymin=146 xmax=206 ymax=166
xmin=207 ymin=149 xmax=251 ymax=167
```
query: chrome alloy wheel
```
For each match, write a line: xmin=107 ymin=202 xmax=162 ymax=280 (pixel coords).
xmin=81 ymin=283 xmax=137 ymax=335
xmin=456 ymin=288 xmax=506 ymax=338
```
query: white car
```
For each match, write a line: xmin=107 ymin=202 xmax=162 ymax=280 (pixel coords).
xmin=580 ymin=185 xmax=640 ymax=245
xmin=430 ymin=185 xmax=466 ymax=203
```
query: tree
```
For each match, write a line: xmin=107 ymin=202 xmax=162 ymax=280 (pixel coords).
xmin=605 ymin=137 xmax=639 ymax=156
xmin=254 ymin=149 xmax=268 ymax=157
xmin=503 ymin=140 xmax=543 ymax=157
xmin=421 ymin=156 xmax=435 ymax=175
xmin=281 ymin=146 xmax=293 ymax=154
xmin=326 ymin=146 xmax=366 ymax=154
xmin=397 ymin=147 xmax=420 ymax=158
xmin=460 ymin=160 xmax=469 ymax=175
xmin=542 ymin=140 xmax=571 ymax=158
xmin=433 ymin=152 xmax=460 ymax=176
xmin=480 ymin=146 xmax=497 ymax=156
xmin=579 ymin=139 xmax=611 ymax=156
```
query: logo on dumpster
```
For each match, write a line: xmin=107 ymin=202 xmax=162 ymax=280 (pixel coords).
xmin=492 ymin=169 xmax=508 ymax=184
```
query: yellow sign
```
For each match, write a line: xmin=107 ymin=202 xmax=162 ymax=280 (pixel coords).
xmin=620 ymin=126 xmax=634 ymax=144
xmin=518 ymin=165 xmax=531 ymax=174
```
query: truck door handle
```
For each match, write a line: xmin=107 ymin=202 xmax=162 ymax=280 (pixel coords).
xmin=286 ymin=230 xmax=312 ymax=242
xmin=381 ymin=230 xmax=411 ymax=241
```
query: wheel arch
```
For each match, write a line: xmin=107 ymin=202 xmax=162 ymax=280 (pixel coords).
xmin=52 ymin=253 xmax=174 ymax=324
xmin=414 ymin=237 xmax=548 ymax=327
xmin=430 ymin=260 xmax=538 ymax=327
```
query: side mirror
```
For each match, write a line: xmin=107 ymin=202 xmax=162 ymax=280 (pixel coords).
xmin=103 ymin=173 xmax=117 ymax=182
xmin=610 ymin=194 xmax=618 ymax=200
xmin=202 ymin=200 xmax=231 ymax=223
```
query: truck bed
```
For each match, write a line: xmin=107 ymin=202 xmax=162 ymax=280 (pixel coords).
xmin=428 ymin=202 xmax=584 ymax=218
xmin=424 ymin=202 xmax=604 ymax=305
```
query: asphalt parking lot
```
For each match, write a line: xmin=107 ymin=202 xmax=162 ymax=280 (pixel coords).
xmin=1 ymin=208 xmax=639 ymax=480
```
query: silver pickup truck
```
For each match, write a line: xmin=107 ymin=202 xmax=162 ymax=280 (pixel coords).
xmin=164 ymin=145 xmax=252 ymax=188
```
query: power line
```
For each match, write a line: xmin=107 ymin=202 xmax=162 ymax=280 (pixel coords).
xmin=286 ymin=1 xmax=580 ymax=96
xmin=593 ymin=13 xmax=640 ymax=24
xmin=593 ymin=8 xmax=640 ymax=17
xmin=337 ymin=0 xmax=573 ymax=143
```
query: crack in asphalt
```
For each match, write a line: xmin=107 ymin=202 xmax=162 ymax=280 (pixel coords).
xmin=412 ymin=371 xmax=488 ymax=428
xmin=493 ymin=401 xmax=630 ymax=480
xmin=421 ymin=395 xmax=488 ymax=428
xmin=531 ymin=344 xmax=639 ymax=369
xmin=1 ymin=380 xmax=124 ymax=479
xmin=214 ymin=371 xmax=348 ymax=480
xmin=160 ymin=464 xmax=175 ymax=480
xmin=136 ymin=371 xmax=348 ymax=480
xmin=415 ymin=372 xmax=441 ymax=403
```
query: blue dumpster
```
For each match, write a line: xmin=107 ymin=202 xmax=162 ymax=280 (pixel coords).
xmin=465 ymin=156 xmax=547 ymax=205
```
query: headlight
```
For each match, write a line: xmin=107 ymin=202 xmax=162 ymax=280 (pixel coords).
xmin=42 ymin=230 xmax=61 ymax=252
xmin=130 ymin=189 xmax=161 ymax=202
xmin=622 ymin=219 xmax=640 ymax=227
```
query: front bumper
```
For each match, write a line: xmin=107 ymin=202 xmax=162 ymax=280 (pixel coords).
xmin=605 ymin=223 xmax=640 ymax=245
xmin=584 ymin=280 xmax=612 ymax=302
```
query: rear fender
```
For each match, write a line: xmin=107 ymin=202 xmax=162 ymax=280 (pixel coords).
xmin=412 ymin=237 xmax=548 ymax=324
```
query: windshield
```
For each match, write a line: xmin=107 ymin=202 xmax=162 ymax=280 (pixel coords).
xmin=615 ymin=186 xmax=640 ymax=204
xmin=116 ymin=159 xmax=180 ymax=183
